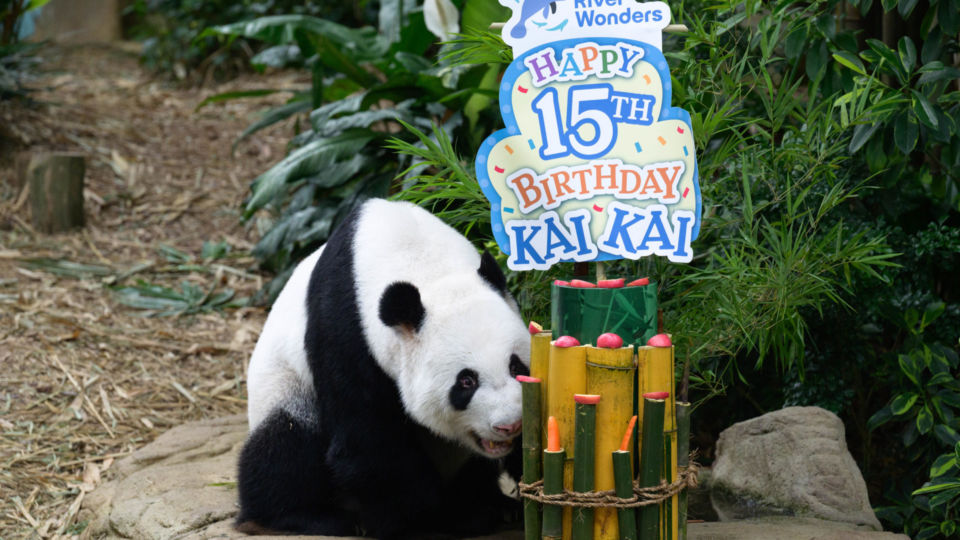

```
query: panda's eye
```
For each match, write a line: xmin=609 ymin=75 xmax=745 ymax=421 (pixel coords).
xmin=458 ymin=369 xmax=479 ymax=389
xmin=509 ymin=354 xmax=529 ymax=378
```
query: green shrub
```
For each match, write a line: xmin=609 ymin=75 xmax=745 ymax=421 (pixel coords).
xmin=125 ymin=0 xmax=368 ymax=81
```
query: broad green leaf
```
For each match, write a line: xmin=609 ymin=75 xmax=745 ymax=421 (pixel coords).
xmin=866 ymin=38 xmax=907 ymax=83
xmin=918 ymin=64 xmax=960 ymax=86
xmin=930 ymin=452 xmax=958 ymax=477
xmin=461 ymin=0 xmax=511 ymax=33
xmin=891 ymin=392 xmax=919 ymax=416
xmin=784 ymin=26 xmax=807 ymax=61
xmin=898 ymin=0 xmax=919 ymax=18
xmin=940 ymin=0 xmax=960 ymax=34
xmin=917 ymin=406 xmax=934 ymax=434
xmin=913 ymin=480 xmax=960 ymax=496
xmin=935 ymin=425 xmax=960 ymax=447
xmin=881 ymin=0 xmax=897 ymax=11
xmin=204 ymin=15 xmax=388 ymax=62
xmin=850 ymin=122 xmax=881 ymax=153
xmin=234 ymin=98 xmax=312 ymax=151
xmin=244 ymin=130 xmax=376 ymax=217
xmin=251 ymin=45 xmax=303 ymax=69
xmin=893 ymin=113 xmax=919 ymax=154
xmin=832 ymin=51 xmax=866 ymax=75
xmin=900 ymin=353 xmax=923 ymax=386
xmin=911 ymin=90 xmax=940 ymax=129
xmin=805 ymin=40 xmax=829 ymax=81
xmin=897 ymin=36 xmax=917 ymax=74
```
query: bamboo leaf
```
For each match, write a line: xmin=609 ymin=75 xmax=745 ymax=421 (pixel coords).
xmin=832 ymin=51 xmax=866 ymax=75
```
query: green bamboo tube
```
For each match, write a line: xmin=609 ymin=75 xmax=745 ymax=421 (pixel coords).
xmin=612 ymin=450 xmax=637 ymax=540
xmin=662 ymin=435 xmax=673 ymax=540
xmin=676 ymin=402 xmax=691 ymax=540
xmin=572 ymin=395 xmax=600 ymax=540
xmin=637 ymin=394 xmax=666 ymax=539
xmin=531 ymin=330 xmax=552 ymax=450
xmin=519 ymin=376 xmax=543 ymax=540
xmin=543 ymin=449 xmax=566 ymax=540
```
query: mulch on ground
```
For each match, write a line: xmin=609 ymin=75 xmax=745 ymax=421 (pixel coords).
xmin=0 ymin=43 xmax=301 ymax=538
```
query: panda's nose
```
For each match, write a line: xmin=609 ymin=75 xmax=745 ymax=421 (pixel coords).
xmin=493 ymin=420 xmax=522 ymax=437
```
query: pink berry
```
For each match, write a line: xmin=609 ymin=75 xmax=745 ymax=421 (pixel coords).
xmin=647 ymin=333 xmax=672 ymax=347
xmin=596 ymin=333 xmax=624 ymax=348
xmin=554 ymin=336 xmax=581 ymax=348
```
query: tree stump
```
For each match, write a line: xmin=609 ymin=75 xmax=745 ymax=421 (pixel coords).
xmin=27 ymin=153 xmax=86 ymax=233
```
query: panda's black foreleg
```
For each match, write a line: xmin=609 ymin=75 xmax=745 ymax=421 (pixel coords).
xmin=433 ymin=456 xmax=521 ymax=537
xmin=235 ymin=408 xmax=357 ymax=536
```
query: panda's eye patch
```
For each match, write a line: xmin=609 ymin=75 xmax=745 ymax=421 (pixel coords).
xmin=450 ymin=369 xmax=479 ymax=411
xmin=509 ymin=354 xmax=529 ymax=378
xmin=458 ymin=369 xmax=479 ymax=389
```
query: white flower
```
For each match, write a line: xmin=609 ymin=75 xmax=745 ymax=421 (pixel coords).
xmin=423 ymin=0 xmax=460 ymax=41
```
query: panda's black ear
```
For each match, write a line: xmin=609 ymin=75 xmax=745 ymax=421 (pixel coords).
xmin=478 ymin=250 xmax=507 ymax=294
xmin=379 ymin=282 xmax=425 ymax=334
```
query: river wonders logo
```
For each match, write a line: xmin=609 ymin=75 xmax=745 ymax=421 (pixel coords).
xmin=477 ymin=0 xmax=701 ymax=270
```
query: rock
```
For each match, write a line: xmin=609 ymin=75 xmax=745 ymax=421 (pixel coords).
xmin=688 ymin=516 xmax=909 ymax=540
xmin=710 ymin=406 xmax=881 ymax=530
xmin=78 ymin=415 xmax=522 ymax=540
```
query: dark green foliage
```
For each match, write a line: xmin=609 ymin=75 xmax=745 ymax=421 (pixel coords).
xmin=125 ymin=0 xmax=370 ymax=81
xmin=0 ymin=0 xmax=46 ymax=100
xmin=206 ymin=2 xmax=511 ymax=301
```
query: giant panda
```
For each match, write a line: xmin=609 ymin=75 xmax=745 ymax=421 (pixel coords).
xmin=236 ymin=199 xmax=532 ymax=538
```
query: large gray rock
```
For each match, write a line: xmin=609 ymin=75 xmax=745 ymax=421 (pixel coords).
xmin=711 ymin=406 xmax=881 ymax=530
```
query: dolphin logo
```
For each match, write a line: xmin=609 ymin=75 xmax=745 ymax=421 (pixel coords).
xmin=510 ymin=0 xmax=567 ymax=39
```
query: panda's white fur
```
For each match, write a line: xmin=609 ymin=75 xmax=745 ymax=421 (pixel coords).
xmin=237 ymin=199 xmax=531 ymax=536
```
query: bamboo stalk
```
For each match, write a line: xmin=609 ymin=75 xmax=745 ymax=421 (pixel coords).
xmin=547 ymin=338 xmax=587 ymax=538
xmin=614 ymin=416 xmax=638 ymax=540
xmin=531 ymin=328 xmax=552 ymax=450
xmin=676 ymin=402 xmax=691 ymax=540
xmin=519 ymin=375 xmax=543 ymax=540
xmin=637 ymin=395 xmax=666 ymax=539
xmin=543 ymin=416 xmax=565 ymax=540
xmin=662 ymin=435 xmax=673 ymax=540
xmin=572 ymin=395 xmax=600 ymax=540
xmin=637 ymin=336 xmax=677 ymax=539
xmin=586 ymin=341 xmax=635 ymax=540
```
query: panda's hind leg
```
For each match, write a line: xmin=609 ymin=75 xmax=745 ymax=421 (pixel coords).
xmin=236 ymin=407 xmax=356 ymax=536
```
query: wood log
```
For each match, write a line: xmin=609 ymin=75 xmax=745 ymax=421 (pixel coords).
xmin=27 ymin=153 xmax=85 ymax=233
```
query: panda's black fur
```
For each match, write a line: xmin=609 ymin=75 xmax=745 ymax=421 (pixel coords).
xmin=236 ymin=201 xmax=529 ymax=538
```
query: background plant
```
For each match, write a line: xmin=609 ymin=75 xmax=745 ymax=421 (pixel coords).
xmin=0 ymin=0 xmax=47 ymax=100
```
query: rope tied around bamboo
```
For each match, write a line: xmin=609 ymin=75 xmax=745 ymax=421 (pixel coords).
xmin=518 ymin=461 xmax=699 ymax=509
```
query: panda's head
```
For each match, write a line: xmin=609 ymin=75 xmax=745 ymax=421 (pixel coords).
xmin=377 ymin=251 xmax=531 ymax=458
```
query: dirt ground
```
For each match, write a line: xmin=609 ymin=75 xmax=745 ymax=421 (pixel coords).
xmin=0 ymin=43 xmax=304 ymax=538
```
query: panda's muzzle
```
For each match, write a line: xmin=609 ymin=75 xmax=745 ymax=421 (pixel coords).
xmin=473 ymin=420 xmax=522 ymax=457
xmin=473 ymin=433 xmax=516 ymax=457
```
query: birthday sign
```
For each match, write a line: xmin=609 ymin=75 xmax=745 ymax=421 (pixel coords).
xmin=476 ymin=0 xmax=701 ymax=271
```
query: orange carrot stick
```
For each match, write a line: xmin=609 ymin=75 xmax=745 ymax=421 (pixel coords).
xmin=547 ymin=416 xmax=561 ymax=452
xmin=619 ymin=415 xmax=638 ymax=452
